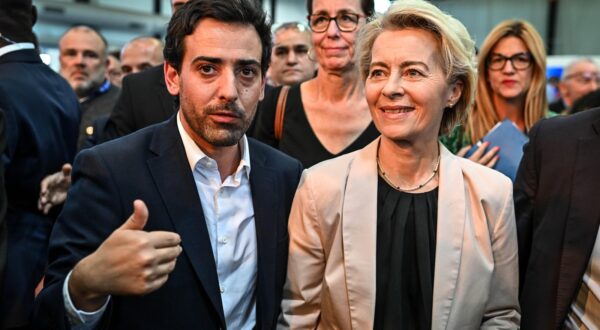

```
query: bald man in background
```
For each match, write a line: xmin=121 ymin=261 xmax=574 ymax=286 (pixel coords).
xmin=550 ymin=58 xmax=599 ymax=114
xmin=120 ymin=36 xmax=163 ymax=77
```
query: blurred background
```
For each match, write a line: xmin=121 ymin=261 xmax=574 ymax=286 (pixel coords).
xmin=32 ymin=0 xmax=600 ymax=78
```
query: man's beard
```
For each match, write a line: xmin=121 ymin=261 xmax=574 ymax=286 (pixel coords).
xmin=182 ymin=101 xmax=254 ymax=147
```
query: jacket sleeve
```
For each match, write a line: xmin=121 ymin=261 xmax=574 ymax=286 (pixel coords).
xmin=481 ymin=181 xmax=521 ymax=329
xmin=513 ymin=120 xmax=543 ymax=294
xmin=278 ymin=171 xmax=325 ymax=329
xmin=33 ymin=148 xmax=125 ymax=329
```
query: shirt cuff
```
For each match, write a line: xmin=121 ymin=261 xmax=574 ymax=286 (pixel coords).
xmin=63 ymin=270 xmax=110 ymax=328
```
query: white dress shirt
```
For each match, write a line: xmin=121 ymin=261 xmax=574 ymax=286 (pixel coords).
xmin=63 ymin=112 xmax=257 ymax=329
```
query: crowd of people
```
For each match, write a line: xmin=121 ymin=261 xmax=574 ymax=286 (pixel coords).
xmin=1 ymin=0 xmax=600 ymax=329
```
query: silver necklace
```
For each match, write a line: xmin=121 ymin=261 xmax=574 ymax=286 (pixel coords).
xmin=376 ymin=153 xmax=440 ymax=192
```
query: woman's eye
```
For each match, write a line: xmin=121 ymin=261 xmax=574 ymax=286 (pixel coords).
xmin=405 ymin=69 xmax=423 ymax=78
xmin=369 ymin=69 xmax=385 ymax=78
xmin=339 ymin=14 xmax=353 ymax=22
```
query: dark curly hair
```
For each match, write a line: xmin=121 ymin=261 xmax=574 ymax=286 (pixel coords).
xmin=164 ymin=0 xmax=272 ymax=76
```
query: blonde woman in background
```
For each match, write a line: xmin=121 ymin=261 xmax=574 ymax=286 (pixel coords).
xmin=279 ymin=0 xmax=520 ymax=328
xmin=443 ymin=19 xmax=549 ymax=165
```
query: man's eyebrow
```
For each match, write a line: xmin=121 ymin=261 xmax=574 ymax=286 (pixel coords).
xmin=236 ymin=59 xmax=261 ymax=67
xmin=191 ymin=56 xmax=222 ymax=65
xmin=190 ymin=56 xmax=260 ymax=67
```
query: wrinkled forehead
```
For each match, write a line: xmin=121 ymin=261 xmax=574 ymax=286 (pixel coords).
xmin=61 ymin=28 xmax=104 ymax=50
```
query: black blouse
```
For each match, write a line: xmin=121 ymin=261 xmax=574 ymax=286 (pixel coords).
xmin=374 ymin=176 xmax=438 ymax=330
xmin=253 ymin=84 xmax=380 ymax=168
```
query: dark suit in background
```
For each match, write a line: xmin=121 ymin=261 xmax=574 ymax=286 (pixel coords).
xmin=515 ymin=107 xmax=600 ymax=329
xmin=77 ymin=83 xmax=120 ymax=151
xmin=0 ymin=48 xmax=80 ymax=328
xmin=103 ymin=65 xmax=174 ymax=141
xmin=34 ymin=117 xmax=302 ymax=329
xmin=0 ymin=109 xmax=7 ymax=302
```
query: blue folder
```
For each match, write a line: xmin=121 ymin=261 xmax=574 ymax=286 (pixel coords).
xmin=464 ymin=119 xmax=528 ymax=181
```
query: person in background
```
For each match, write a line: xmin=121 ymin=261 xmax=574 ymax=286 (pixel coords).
xmin=101 ymin=0 xmax=190 ymax=141
xmin=442 ymin=19 xmax=548 ymax=167
xmin=550 ymin=58 xmax=599 ymax=114
xmin=33 ymin=0 xmax=302 ymax=329
xmin=37 ymin=3 xmax=185 ymax=215
xmin=268 ymin=22 xmax=316 ymax=87
xmin=106 ymin=51 xmax=122 ymax=87
xmin=280 ymin=0 xmax=519 ymax=328
xmin=120 ymin=36 xmax=164 ymax=77
xmin=58 ymin=25 xmax=120 ymax=151
xmin=254 ymin=0 xmax=379 ymax=168
xmin=37 ymin=26 xmax=122 ymax=216
xmin=515 ymin=106 xmax=600 ymax=329
xmin=0 ymin=0 xmax=80 ymax=327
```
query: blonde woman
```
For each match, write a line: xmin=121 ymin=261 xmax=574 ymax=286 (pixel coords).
xmin=443 ymin=19 xmax=549 ymax=165
xmin=279 ymin=0 xmax=520 ymax=328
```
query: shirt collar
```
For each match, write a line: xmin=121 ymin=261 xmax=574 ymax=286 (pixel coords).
xmin=0 ymin=42 xmax=35 ymax=57
xmin=176 ymin=111 xmax=251 ymax=179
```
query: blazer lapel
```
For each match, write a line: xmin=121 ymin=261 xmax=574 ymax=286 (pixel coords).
xmin=341 ymin=138 xmax=379 ymax=328
xmin=248 ymin=142 xmax=279 ymax=329
xmin=555 ymin=118 xmax=600 ymax=325
xmin=431 ymin=144 xmax=466 ymax=329
xmin=146 ymin=118 xmax=226 ymax=326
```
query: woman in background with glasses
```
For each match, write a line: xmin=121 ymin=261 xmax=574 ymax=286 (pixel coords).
xmin=254 ymin=0 xmax=379 ymax=168
xmin=442 ymin=19 xmax=549 ymax=168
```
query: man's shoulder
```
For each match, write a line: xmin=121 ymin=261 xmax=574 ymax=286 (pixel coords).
xmin=248 ymin=137 xmax=302 ymax=170
xmin=536 ymin=107 xmax=600 ymax=136
xmin=86 ymin=118 xmax=173 ymax=160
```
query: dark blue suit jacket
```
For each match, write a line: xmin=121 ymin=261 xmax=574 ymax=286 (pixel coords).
xmin=0 ymin=48 xmax=79 ymax=327
xmin=34 ymin=116 xmax=302 ymax=329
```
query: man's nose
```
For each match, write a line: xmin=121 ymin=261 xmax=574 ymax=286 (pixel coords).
xmin=217 ymin=69 xmax=239 ymax=102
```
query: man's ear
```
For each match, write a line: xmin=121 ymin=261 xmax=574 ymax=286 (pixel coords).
xmin=259 ymin=74 xmax=266 ymax=101
xmin=164 ymin=61 xmax=180 ymax=97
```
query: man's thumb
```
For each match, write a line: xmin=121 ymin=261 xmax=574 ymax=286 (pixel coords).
xmin=119 ymin=200 xmax=149 ymax=231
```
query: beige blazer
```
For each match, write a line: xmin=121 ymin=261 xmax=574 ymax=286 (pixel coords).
xmin=279 ymin=138 xmax=520 ymax=329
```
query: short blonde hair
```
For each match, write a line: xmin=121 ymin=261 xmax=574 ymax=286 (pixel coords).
xmin=358 ymin=0 xmax=477 ymax=136
xmin=468 ymin=19 xmax=547 ymax=142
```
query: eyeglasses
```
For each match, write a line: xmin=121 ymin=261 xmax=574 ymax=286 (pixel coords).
xmin=487 ymin=52 xmax=533 ymax=71
xmin=307 ymin=13 xmax=363 ymax=33
xmin=564 ymin=71 xmax=600 ymax=85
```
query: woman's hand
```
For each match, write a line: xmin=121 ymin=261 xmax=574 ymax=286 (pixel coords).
xmin=457 ymin=141 xmax=500 ymax=168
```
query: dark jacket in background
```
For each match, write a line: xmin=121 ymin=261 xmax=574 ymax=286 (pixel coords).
xmin=0 ymin=48 xmax=80 ymax=328
xmin=103 ymin=65 xmax=174 ymax=141
xmin=515 ymin=107 xmax=600 ymax=329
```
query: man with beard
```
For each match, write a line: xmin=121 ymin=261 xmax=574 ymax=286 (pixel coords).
xmin=33 ymin=0 xmax=302 ymax=329
xmin=59 ymin=25 xmax=120 ymax=151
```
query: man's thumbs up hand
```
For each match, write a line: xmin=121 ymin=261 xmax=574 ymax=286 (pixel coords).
xmin=119 ymin=199 xmax=149 ymax=231
xmin=69 ymin=200 xmax=183 ymax=312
